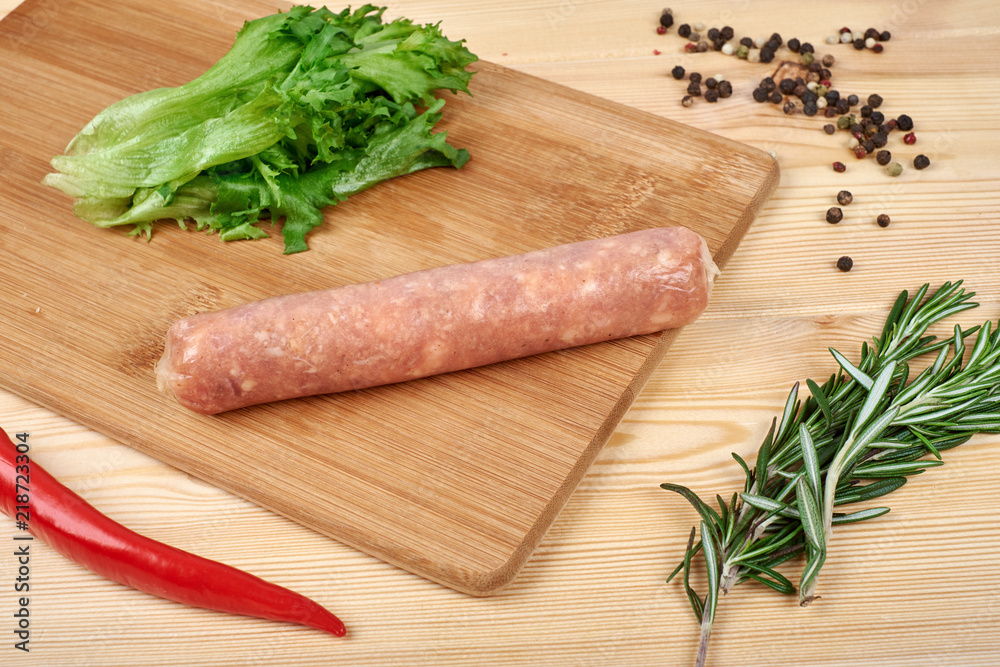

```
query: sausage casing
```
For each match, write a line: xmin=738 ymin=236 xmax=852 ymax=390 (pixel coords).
xmin=156 ymin=226 xmax=719 ymax=414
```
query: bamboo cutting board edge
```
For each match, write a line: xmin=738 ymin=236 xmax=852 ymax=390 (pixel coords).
xmin=0 ymin=0 xmax=779 ymax=596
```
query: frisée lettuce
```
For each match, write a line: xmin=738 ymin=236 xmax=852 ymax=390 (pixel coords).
xmin=42 ymin=5 xmax=476 ymax=254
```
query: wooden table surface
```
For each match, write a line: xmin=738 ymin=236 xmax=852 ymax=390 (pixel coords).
xmin=1 ymin=1 xmax=998 ymax=666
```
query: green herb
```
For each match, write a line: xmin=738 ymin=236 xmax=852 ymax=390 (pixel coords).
xmin=663 ymin=281 xmax=1000 ymax=667
xmin=42 ymin=5 xmax=477 ymax=254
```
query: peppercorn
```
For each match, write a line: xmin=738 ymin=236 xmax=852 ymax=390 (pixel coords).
xmin=823 ymin=107 xmax=836 ymax=118
xmin=793 ymin=84 xmax=807 ymax=98
xmin=850 ymin=123 xmax=864 ymax=136
xmin=847 ymin=94 xmax=860 ymax=107
xmin=769 ymin=32 xmax=783 ymax=46
xmin=837 ymin=256 xmax=853 ymax=272
xmin=717 ymin=80 xmax=733 ymax=98
xmin=704 ymin=88 xmax=719 ymax=103
xmin=886 ymin=161 xmax=903 ymax=176
xmin=861 ymin=139 xmax=875 ymax=154
xmin=825 ymin=89 xmax=840 ymax=104
xmin=896 ymin=114 xmax=914 ymax=131
xmin=837 ymin=190 xmax=853 ymax=206
xmin=769 ymin=91 xmax=783 ymax=105
xmin=801 ymin=90 xmax=818 ymax=105
xmin=659 ymin=11 xmax=674 ymax=29
xmin=872 ymin=43 xmax=884 ymax=53
xmin=860 ymin=105 xmax=872 ymax=118
xmin=671 ymin=65 xmax=686 ymax=80
xmin=876 ymin=213 xmax=891 ymax=227
xmin=687 ymin=81 xmax=702 ymax=96
xmin=783 ymin=101 xmax=796 ymax=115
xmin=869 ymin=110 xmax=885 ymax=126
xmin=872 ymin=132 xmax=888 ymax=148
xmin=803 ymin=102 xmax=818 ymax=116
xmin=821 ymin=53 xmax=835 ymax=67
xmin=854 ymin=145 xmax=868 ymax=159
xmin=690 ymin=32 xmax=702 ymax=44
xmin=835 ymin=98 xmax=850 ymax=114
xmin=702 ymin=78 xmax=718 ymax=91
xmin=721 ymin=26 xmax=735 ymax=41
xmin=865 ymin=37 xmax=876 ymax=49
xmin=837 ymin=115 xmax=852 ymax=130
xmin=800 ymin=42 xmax=814 ymax=54
xmin=853 ymin=38 xmax=865 ymax=50
xmin=689 ymin=72 xmax=702 ymax=84
xmin=712 ymin=38 xmax=726 ymax=51
xmin=865 ymin=124 xmax=879 ymax=137
xmin=826 ymin=206 xmax=843 ymax=224
xmin=707 ymin=27 xmax=720 ymax=41
xmin=841 ymin=31 xmax=854 ymax=44
xmin=737 ymin=45 xmax=750 ymax=58
xmin=684 ymin=42 xmax=698 ymax=53
xmin=681 ymin=95 xmax=694 ymax=108
xmin=865 ymin=28 xmax=880 ymax=40
xmin=904 ymin=132 xmax=916 ymax=145
xmin=833 ymin=161 xmax=846 ymax=173
xmin=802 ymin=51 xmax=815 ymax=65
xmin=779 ymin=78 xmax=796 ymax=95
xmin=876 ymin=149 xmax=892 ymax=165
xmin=913 ymin=154 xmax=931 ymax=170
xmin=678 ymin=23 xmax=691 ymax=38
xmin=822 ymin=124 xmax=835 ymax=135
xmin=880 ymin=30 xmax=891 ymax=41
xmin=867 ymin=94 xmax=883 ymax=109
xmin=788 ymin=37 xmax=801 ymax=52
xmin=752 ymin=87 xmax=768 ymax=103
xmin=738 ymin=36 xmax=753 ymax=48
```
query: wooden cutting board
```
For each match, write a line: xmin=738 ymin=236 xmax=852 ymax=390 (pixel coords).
xmin=0 ymin=0 xmax=778 ymax=595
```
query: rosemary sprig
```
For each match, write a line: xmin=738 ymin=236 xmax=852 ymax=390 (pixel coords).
xmin=663 ymin=282 xmax=1000 ymax=667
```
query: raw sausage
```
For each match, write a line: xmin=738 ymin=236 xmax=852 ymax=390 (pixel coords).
xmin=156 ymin=227 xmax=719 ymax=414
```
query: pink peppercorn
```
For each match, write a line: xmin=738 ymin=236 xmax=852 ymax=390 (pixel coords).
xmin=657 ymin=25 xmax=667 ymax=35
xmin=833 ymin=161 xmax=847 ymax=172
xmin=904 ymin=132 xmax=916 ymax=145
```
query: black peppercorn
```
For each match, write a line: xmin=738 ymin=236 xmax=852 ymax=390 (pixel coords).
xmin=721 ymin=25 xmax=734 ymax=41
xmin=821 ymin=53 xmax=835 ymax=67
xmin=760 ymin=47 xmax=775 ymax=63
xmin=769 ymin=90 xmax=783 ymax=104
xmin=704 ymin=88 xmax=719 ymax=103
xmin=867 ymin=94 xmax=883 ymax=108
xmin=717 ymin=80 xmax=733 ymax=98
xmin=803 ymin=102 xmax=818 ymax=116
xmin=896 ymin=114 xmax=914 ymax=131
xmin=713 ymin=38 xmax=726 ymax=51
xmin=860 ymin=105 xmax=872 ymax=118
xmin=801 ymin=90 xmax=818 ymax=105
xmin=876 ymin=214 xmax=891 ymax=227
xmin=681 ymin=95 xmax=694 ymax=108
xmin=783 ymin=101 xmax=796 ymax=115
xmin=687 ymin=81 xmax=702 ymax=96
xmin=913 ymin=154 xmax=931 ymax=170
xmin=850 ymin=123 xmax=864 ymax=136
xmin=678 ymin=24 xmax=691 ymax=38
xmin=824 ymin=107 xmax=837 ymax=118
xmin=778 ymin=78 xmax=796 ymax=95
xmin=876 ymin=149 xmax=892 ymax=166
xmin=853 ymin=38 xmax=865 ymax=50
xmin=660 ymin=12 xmax=674 ymax=29
xmin=835 ymin=98 xmax=850 ymax=114
xmin=837 ymin=256 xmax=853 ymax=272
xmin=872 ymin=132 xmax=888 ymax=148
xmin=793 ymin=83 xmax=807 ymax=98
xmin=827 ymin=207 xmax=843 ymax=224
xmin=861 ymin=139 xmax=875 ymax=154
xmin=800 ymin=42 xmax=814 ymax=54
xmin=847 ymin=94 xmax=860 ymax=107
xmin=788 ymin=37 xmax=801 ymax=53
xmin=880 ymin=30 xmax=891 ymax=41
xmin=760 ymin=77 xmax=776 ymax=92
xmin=752 ymin=87 xmax=768 ymax=103
xmin=865 ymin=28 xmax=880 ymax=40
xmin=869 ymin=110 xmax=885 ymax=125
xmin=705 ymin=77 xmax=718 ymax=90
xmin=825 ymin=89 xmax=841 ymax=104
xmin=824 ymin=124 xmax=836 ymax=135
xmin=707 ymin=27 xmax=720 ymax=41
xmin=837 ymin=190 xmax=853 ymax=206
xmin=737 ymin=36 xmax=751 ymax=48
xmin=689 ymin=72 xmax=702 ymax=84
xmin=769 ymin=32 xmax=783 ymax=46
xmin=671 ymin=65 xmax=685 ymax=80
xmin=865 ymin=123 xmax=879 ymax=137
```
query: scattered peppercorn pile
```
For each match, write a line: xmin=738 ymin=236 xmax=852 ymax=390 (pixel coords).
xmin=653 ymin=9 xmax=938 ymax=272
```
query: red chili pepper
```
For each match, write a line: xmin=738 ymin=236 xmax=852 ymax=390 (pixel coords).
xmin=0 ymin=427 xmax=346 ymax=637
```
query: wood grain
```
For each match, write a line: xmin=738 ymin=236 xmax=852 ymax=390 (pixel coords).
xmin=1 ymin=1 xmax=999 ymax=666
xmin=0 ymin=0 xmax=777 ymax=596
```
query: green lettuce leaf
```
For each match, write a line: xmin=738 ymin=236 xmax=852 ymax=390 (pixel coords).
xmin=43 ymin=4 xmax=476 ymax=253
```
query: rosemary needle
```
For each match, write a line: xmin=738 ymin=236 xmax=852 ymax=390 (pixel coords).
xmin=662 ymin=281 xmax=1000 ymax=667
